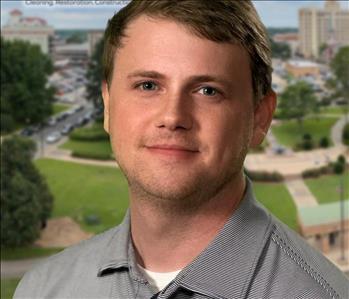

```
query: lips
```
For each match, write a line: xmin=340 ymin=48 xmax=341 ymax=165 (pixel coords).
xmin=145 ymin=144 xmax=199 ymax=158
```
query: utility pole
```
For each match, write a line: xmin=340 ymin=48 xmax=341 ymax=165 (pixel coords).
xmin=339 ymin=173 xmax=346 ymax=262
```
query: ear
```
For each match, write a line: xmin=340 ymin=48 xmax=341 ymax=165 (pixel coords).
xmin=250 ymin=90 xmax=276 ymax=148
xmin=101 ymin=81 xmax=110 ymax=134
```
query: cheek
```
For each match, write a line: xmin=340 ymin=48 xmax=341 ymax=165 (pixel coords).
xmin=205 ymin=110 xmax=252 ymax=161
xmin=109 ymin=99 xmax=150 ymax=153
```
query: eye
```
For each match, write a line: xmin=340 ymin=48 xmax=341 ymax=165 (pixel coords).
xmin=137 ymin=81 xmax=158 ymax=91
xmin=198 ymin=86 xmax=218 ymax=96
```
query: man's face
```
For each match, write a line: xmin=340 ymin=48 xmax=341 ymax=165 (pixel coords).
xmin=103 ymin=16 xmax=274 ymax=204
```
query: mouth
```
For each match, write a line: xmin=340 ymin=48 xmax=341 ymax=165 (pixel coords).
xmin=145 ymin=144 xmax=200 ymax=158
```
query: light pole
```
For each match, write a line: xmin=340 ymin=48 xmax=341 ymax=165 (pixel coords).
xmin=339 ymin=169 xmax=347 ymax=262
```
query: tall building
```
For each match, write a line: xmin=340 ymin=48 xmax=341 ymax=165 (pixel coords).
xmin=87 ymin=30 xmax=104 ymax=57
xmin=1 ymin=9 xmax=54 ymax=55
xmin=299 ymin=0 xmax=349 ymax=59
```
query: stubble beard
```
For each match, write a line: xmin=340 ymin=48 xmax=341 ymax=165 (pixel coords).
xmin=116 ymin=144 xmax=249 ymax=215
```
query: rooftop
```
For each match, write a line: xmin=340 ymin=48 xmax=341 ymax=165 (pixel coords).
xmin=55 ymin=43 xmax=89 ymax=52
xmin=287 ymin=60 xmax=320 ymax=68
xmin=10 ymin=9 xmax=22 ymax=16
xmin=299 ymin=200 xmax=349 ymax=226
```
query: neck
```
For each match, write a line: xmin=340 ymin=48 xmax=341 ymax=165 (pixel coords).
xmin=130 ymin=174 xmax=246 ymax=272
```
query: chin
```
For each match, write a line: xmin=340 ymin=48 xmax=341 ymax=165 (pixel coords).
xmin=135 ymin=177 xmax=200 ymax=202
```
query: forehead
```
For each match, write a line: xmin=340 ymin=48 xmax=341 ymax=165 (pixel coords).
xmin=114 ymin=16 xmax=251 ymax=82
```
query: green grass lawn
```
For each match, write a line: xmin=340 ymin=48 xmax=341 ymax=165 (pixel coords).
xmin=305 ymin=172 xmax=349 ymax=204
xmin=52 ymin=103 xmax=71 ymax=115
xmin=1 ymin=247 xmax=63 ymax=261
xmin=35 ymin=159 xmax=129 ymax=234
xmin=1 ymin=279 xmax=20 ymax=299
xmin=36 ymin=159 xmax=297 ymax=233
xmin=272 ymin=117 xmax=338 ymax=149
xmin=60 ymin=139 xmax=113 ymax=158
xmin=318 ymin=106 xmax=347 ymax=116
xmin=254 ymin=182 xmax=297 ymax=231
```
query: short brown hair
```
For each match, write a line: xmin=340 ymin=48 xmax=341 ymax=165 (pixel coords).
xmin=103 ymin=0 xmax=272 ymax=102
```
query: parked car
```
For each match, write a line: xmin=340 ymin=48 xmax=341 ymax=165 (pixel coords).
xmin=46 ymin=132 xmax=61 ymax=143
xmin=47 ymin=117 xmax=57 ymax=126
xmin=74 ymin=105 xmax=84 ymax=113
xmin=66 ymin=109 xmax=75 ymax=116
xmin=61 ymin=124 xmax=74 ymax=135
xmin=272 ymin=145 xmax=286 ymax=155
xmin=83 ymin=112 xmax=93 ymax=121
xmin=20 ymin=127 xmax=34 ymax=137
xmin=75 ymin=117 xmax=84 ymax=127
xmin=56 ymin=112 xmax=69 ymax=122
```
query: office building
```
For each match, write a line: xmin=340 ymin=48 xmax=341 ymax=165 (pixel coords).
xmin=1 ymin=9 xmax=54 ymax=55
xmin=299 ymin=0 xmax=349 ymax=59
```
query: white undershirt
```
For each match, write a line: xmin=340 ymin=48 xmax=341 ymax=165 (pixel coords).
xmin=137 ymin=264 xmax=182 ymax=292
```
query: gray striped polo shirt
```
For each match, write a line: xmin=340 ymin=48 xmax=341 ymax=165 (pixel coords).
xmin=14 ymin=179 xmax=349 ymax=299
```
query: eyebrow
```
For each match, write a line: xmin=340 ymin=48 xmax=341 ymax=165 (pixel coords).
xmin=127 ymin=70 xmax=165 ymax=80
xmin=127 ymin=70 xmax=231 ymax=86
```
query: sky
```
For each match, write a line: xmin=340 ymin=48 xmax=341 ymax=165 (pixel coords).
xmin=1 ymin=0 xmax=349 ymax=30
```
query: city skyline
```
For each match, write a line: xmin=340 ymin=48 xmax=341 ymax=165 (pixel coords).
xmin=1 ymin=0 xmax=349 ymax=30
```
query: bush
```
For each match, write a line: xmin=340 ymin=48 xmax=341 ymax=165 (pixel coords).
xmin=302 ymin=155 xmax=347 ymax=178
xmin=302 ymin=139 xmax=314 ymax=150
xmin=244 ymin=169 xmax=284 ymax=182
xmin=343 ymin=123 xmax=349 ymax=145
xmin=319 ymin=136 xmax=329 ymax=148
xmin=302 ymin=165 xmax=332 ymax=178
xmin=70 ymin=126 xmax=109 ymax=141
xmin=84 ymin=214 xmax=101 ymax=226
xmin=333 ymin=161 xmax=345 ymax=174
xmin=303 ymin=133 xmax=312 ymax=141
xmin=72 ymin=150 xmax=111 ymax=160
xmin=337 ymin=155 xmax=346 ymax=165
xmin=296 ymin=133 xmax=315 ymax=150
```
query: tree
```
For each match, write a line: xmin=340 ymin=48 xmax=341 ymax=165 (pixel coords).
xmin=0 ymin=38 xmax=55 ymax=128
xmin=66 ymin=32 xmax=86 ymax=44
xmin=270 ymin=39 xmax=291 ymax=60
xmin=278 ymin=81 xmax=318 ymax=132
xmin=327 ymin=46 xmax=349 ymax=110
xmin=1 ymin=136 xmax=54 ymax=247
xmin=1 ymin=96 xmax=15 ymax=133
xmin=86 ymin=37 xmax=104 ymax=109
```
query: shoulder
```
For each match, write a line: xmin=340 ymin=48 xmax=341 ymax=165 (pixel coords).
xmin=260 ymin=214 xmax=348 ymax=299
xmin=14 ymin=225 xmax=122 ymax=299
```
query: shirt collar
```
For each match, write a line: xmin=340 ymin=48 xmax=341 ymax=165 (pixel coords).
xmin=171 ymin=178 xmax=273 ymax=299
xmin=97 ymin=210 xmax=149 ymax=283
xmin=97 ymin=210 xmax=131 ymax=276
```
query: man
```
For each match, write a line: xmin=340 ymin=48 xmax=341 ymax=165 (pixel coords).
xmin=15 ymin=1 xmax=348 ymax=298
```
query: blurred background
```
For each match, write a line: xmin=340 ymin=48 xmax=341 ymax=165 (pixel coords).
xmin=1 ymin=0 xmax=348 ymax=297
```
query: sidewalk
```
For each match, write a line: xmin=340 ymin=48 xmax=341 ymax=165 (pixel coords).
xmin=1 ymin=258 xmax=43 ymax=279
xmin=285 ymin=177 xmax=318 ymax=208
xmin=331 ymin=114 xmax=349 ymax=147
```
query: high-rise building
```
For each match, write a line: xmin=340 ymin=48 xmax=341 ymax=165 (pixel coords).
xmin=299 ymin=0 xmax=349 ymax=59
xmin=1 ymin=9 xmax=54 ymax=55
xmin=87 ymin=30 xmax=104 ymax=57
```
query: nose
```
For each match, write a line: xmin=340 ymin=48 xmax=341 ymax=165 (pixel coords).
xmin=155 ymin=92 xmax=193 ymax=131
